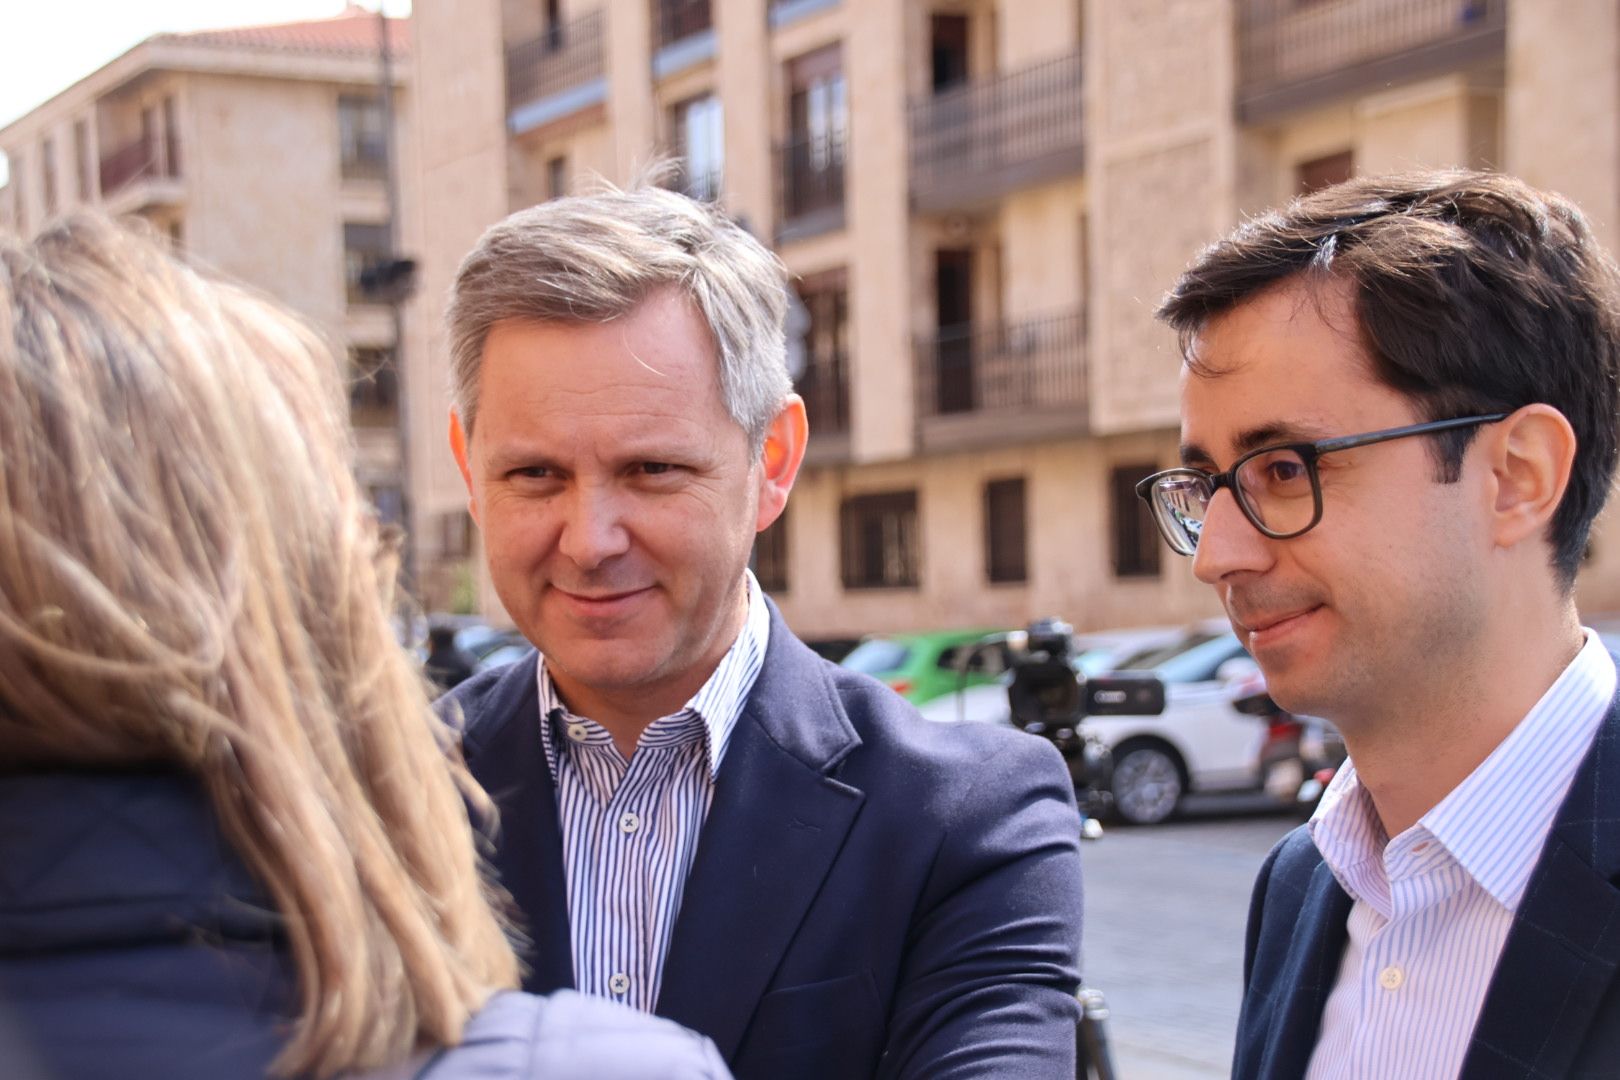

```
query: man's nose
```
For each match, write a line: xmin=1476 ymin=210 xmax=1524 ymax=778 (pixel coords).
xmin=1191 ymin=488 xmax=1275 ymax=584
xmin=557 ymin=486 xmax=631 ymax=569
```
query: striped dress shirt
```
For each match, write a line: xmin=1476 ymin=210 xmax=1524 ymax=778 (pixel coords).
xmin=534 ymin=573 xmax=769 ymax=1014
xmin=1303 ymin=629 xmax=1616 ymax=1080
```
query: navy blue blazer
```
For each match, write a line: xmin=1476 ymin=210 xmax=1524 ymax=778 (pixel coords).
xmin=1234 ymin=694 xmax=1620 ymax=1079
xmin=443 ymin=602 xmax=1086 ymax=1080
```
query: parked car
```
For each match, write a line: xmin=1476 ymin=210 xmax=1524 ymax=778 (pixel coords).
xmin=1082 ymin=630 xmax=1267 ymax=825
xmin=840 ymin=629 xmax=1011 ymax=705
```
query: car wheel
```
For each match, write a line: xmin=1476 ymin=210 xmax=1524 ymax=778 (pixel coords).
xmin=1110 ymin=742 xmax=1184 ymax=826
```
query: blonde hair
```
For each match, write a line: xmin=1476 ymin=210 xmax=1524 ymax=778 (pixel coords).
xmin=447 ymin=171 xmax=792 ymax=452
xmin=0 ymin=215 xmax=518 ymax=1076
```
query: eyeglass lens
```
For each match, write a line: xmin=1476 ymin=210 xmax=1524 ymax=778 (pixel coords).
xmin=1151 ymin=447 xmax=1316 ymax=550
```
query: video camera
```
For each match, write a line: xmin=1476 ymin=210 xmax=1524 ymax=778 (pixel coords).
xmin=956 ymin=619 xmax=1167 ymax=819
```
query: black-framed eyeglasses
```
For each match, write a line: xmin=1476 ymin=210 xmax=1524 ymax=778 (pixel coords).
xmin=1134 ymin=414 xmax=1508 ymax=556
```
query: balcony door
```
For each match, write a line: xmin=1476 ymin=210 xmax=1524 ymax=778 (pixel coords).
xmin=673 ymin=94 xmax=723 ymax=202
xmin=935 ymin=248 xmax=975 ymax=415
xmin=930 ymin=14 xmax=970 ymax=92
xmin=784 ymin=44 xmax=846 ymax=218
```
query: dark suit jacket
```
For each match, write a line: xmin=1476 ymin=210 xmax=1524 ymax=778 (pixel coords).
xmin=1234 ymin=694 xmax=1620 ymax=1079
xmin=443 ymin=603 xmax=1086 ymax=1080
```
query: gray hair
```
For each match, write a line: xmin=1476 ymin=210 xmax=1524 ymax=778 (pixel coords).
xmin=446 ymin=177 xmax=793 ymax=453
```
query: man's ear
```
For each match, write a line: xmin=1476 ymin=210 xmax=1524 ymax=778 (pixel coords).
xmin=1485 ymin=404 xmax=1577 ymax=551
xmin=755 ymin=394 xmax=808 ymax=532
xmin=449 ymin=410 xmax=480 ymax=526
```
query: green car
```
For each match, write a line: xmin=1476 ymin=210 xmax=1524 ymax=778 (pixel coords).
xmin=840 ymin=629 xmax=1011 ymax=705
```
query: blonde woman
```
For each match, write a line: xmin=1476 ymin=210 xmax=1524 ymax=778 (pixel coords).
xmin=0 ymin=215 xmax=729 ymax=1080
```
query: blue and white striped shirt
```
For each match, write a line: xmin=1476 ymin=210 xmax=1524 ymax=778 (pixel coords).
xmin=1303 ymin=629 xmax=1615 ymax=1080
xmin=535 ymin=572 xmax=770 ymax=1013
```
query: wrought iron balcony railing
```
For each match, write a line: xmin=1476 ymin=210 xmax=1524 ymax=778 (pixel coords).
xmin=796 ymin=351 xmax=850 ymax=436
xmin=909 ymin=51 xmax=1083 ymax=213
xmin=505 ymin=9 xmax=605 ymax=112
xmin=99 ymin=136 xmax=175 ymax=197
xmin=654 ymin=0 xmax=712 ymax=51
xmin=915 ymin=310 xmax=1087 ymax=422
xmin=777 ymin=129 xmax=846 ymax=226
xmin=1236 ymin=0 xmax=1506 ymax=122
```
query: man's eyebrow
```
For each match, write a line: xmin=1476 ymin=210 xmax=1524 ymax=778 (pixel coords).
xmin=483 ymin=446 xmax=563 ymax=473
xmin=1180 ymin=422 xmax=1334 ymax=467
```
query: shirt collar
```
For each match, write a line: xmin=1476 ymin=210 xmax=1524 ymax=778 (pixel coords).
xmin=535 ymin=570 xmax=771 ymax=781
xmin=1309 ymin=629 xmax=1615 ymax=912
xmin=1422 ymin=628 xmax=1614 ymax=909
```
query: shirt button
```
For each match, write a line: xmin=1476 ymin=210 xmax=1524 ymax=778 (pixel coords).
xmin=619 ymin=812 xmax=641 ymax=835
xmin=609 ymin=972 xmax=631 ymax=995
xmin=565 ymin=722 xmax=588 ymax=742
xmin=1379 ymin=965 xmax=1405 ymax=991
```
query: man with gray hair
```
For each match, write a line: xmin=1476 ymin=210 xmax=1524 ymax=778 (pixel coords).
xmin=439 ymin=181 xmax=1086 ymax=1079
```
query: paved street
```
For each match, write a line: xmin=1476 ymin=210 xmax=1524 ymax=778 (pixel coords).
xmin=1082 ymin=800 xmax=1297 ymax=1079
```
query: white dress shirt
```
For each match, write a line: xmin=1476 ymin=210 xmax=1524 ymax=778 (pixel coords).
xmin=1302 ymin=630 xmax=1615 ymax=1080
xmin=535 ymin=572 xmax=770 ymax=1013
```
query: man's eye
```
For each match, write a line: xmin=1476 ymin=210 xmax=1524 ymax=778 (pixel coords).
xmin=641 ymin=462 xmax=676 ymax=476
xmin=511 ymin=466 xmax=551 ymax=480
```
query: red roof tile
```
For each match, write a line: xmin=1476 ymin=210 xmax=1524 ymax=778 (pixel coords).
xmin=159 ymin=5 xmax=408 ymax=57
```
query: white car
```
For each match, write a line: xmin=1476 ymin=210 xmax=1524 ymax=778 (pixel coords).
xmin=918 ymin=626 xmax=1268 ymax=825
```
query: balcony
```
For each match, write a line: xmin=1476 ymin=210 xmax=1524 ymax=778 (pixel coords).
xmin=776 ymin=130 xmax=846 ymax=240
xmin=909 ymin=51 xmax=1084 ymax=215
xmin=1236 ymin=0 xmax=1506 ymax=124
xmin=914 ymin=310 xmax=1088 ymax=451
xmin=506 ymin=10 xmax=607 ymax=135
xmin=653 ymin=0 xmax=715 ymax=78
xmin=796 ymin=350 xmax=850 ymax=443
xmin=98 ymin=135 xmax=183 ymax=211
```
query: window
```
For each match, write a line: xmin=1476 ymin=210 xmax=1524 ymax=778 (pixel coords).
xmin=655 ymin=0 xmax=712 ymax=50
xmin=984 ymin=477 xmax=1028 ymax=584
xmin=73 ymin=121 xmax=91 ymax=201
xmin=794 ymin=267 xmax=849 ymax=434
xmin=349 ymin=346 xmax=399 ymax=422
xmin=162 ymin=96 xmax=181 ymax=178
xmin=1110 ymin=463 xmax=1161 ymax=578
xmin=344 ymin=222 xmax=392 ymax=305
xmin=440 ymin=510 xmax=474 ymax=558
xmin=339 ymin=95 xmax=388 ymax=180
xmin=10 ymin=151 xmax=24 ymax=234
xmin=671 ymin=94 xmax=723 ymax=202
xmin=40 ymin=137 xmax=56 ymax=215
xmin=840 ymin=491 xmax=920 ymax=590
xmin=546 ymin=155 xmax=568 ymax=200
xmin=751 ymin=509 xmax=789 ymax=593
xmin=1295 ymin=149 xmax=1353 ymax=195
xmin=930 ymin=14 xmax=971 ymax=92
xmin=782 ymin=44 xmax=846 ymax=220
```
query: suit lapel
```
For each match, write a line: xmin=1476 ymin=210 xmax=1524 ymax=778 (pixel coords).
xmin=1461 ymin=699 xmax=1620 ymax=1077
xmin=654 ymin=604 xmax=865 ymax=1060
xmin=1256 ymin=859 xmax=1353 ymax=1080
xmin=459 ymin=653 xmax=575 ymax=994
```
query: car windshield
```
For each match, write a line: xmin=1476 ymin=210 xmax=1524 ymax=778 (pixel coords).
xmin=1124 ymin=633 xmax=1247 ymax=684
xmin=841 ymin=639 xmax=912 ymax=674
xmin=1113 ymin=631 xmax=1220 ymax=672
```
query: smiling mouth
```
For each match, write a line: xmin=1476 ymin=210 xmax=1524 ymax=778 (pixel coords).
xmin=557 ymin=587 xmax=649 ymax=604
xmin=1240 ymin=606 xmax=1321 ymax=635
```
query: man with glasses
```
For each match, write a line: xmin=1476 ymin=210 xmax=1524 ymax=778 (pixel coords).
xmin=1140 ymin=172 xmax=1620 ymax=1079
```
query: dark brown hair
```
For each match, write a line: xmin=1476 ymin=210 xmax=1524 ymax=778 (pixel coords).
xmin=1158 ymin=170 xmax=1620 ymax=587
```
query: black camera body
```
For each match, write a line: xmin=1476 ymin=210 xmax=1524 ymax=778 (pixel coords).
xmin=999 ymin=619 xmax=1167 ymax=817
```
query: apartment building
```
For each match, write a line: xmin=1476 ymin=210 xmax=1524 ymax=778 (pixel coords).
xmin=409 ymin=0 xmax=1620 ymax=638
xmin=0 ymin=8 xmax=468 ymax=603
